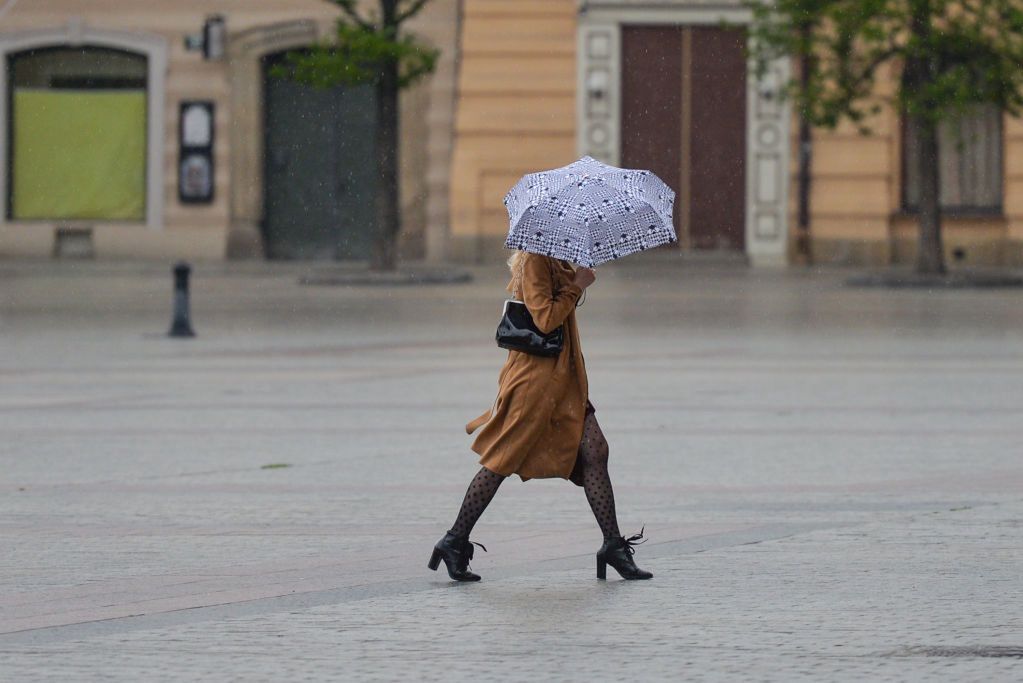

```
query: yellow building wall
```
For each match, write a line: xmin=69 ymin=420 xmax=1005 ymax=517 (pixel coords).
xmin=449 ymin=0 xmax=577 ymax=262
xmin=452 ymin=5 xmax=1023 ymax=268
xmin=1004 ymin=114 xmax=1023 ymax=265
xmin=806 ymin=62 xmax=1021 ymax=267
xmin=801 ymin=64 xmax=898 ymax=265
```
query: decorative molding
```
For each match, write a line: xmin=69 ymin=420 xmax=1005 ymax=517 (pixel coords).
xmin=0 ymin=21 xmax=168 ymax=230
xmin=745 ymin=58 xmax=790 ymax=263
xmin=228 ymin=19 xmax=319 ymax=61
xmin=421 ymin=0 xmax=464 ymax=262
xmin=580 ymin=0 xmax=752 ymax=24
xmin=576 ymin=23 xmax=619 ymax=165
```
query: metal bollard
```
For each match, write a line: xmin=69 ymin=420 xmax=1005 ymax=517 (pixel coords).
xmin=168 ymin=261 xmax=196 ymax=338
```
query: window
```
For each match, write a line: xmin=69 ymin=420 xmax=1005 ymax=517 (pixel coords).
xmin=902 ymin=105 xmax=1002 ymax=213
xmin=7 ymin=46 xmax=148 ymax=221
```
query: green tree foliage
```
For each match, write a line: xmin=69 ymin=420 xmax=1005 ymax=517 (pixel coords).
xmin=269 ymin=21 xmax=438 ymax=90
xmin=747 ymin=0 xmax=1023 ymax=274
xmin=270 ymin=1 xmax=440 ymax=270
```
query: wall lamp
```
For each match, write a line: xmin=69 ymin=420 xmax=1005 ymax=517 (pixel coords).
xmin=184 ymin=14 xmax=227 ymax=61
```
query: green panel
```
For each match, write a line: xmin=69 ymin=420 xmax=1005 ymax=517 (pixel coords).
xmin=12 ymin=89 xmax=146 ymax=220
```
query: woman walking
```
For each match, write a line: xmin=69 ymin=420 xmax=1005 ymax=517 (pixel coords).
xmin=428 ymin=249 xmax=652 ymax=582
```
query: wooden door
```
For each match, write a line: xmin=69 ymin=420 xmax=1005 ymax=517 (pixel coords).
xmin=621 ymin=26 xmax=683 ymax=244
xmin=261 ymin=52 xmax=377 ymax=260
xmin=620 ymin=25 xmax=747 ymax=252
xmin=688 ymin=27 xmax=746 ymax=250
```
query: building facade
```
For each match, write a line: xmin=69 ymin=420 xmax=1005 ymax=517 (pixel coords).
xmin=0 ymin=0 xmax=459 ymax=261
xmin=3 ymin=0 xmax=1021 ymax=267
xmin=450 ymin=0 xmax=1023 ymax=267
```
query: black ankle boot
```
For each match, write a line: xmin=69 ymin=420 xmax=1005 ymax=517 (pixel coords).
xmin=428 ymin=531 xmax=487 ymax=582
xmin=596 ymin=527 xmax=653 ymax=580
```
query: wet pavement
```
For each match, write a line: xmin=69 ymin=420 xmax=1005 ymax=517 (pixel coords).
xmin=1 ymin=256 xmax=1022 ymax=680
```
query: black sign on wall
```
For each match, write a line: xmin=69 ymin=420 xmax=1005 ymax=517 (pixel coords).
xmin=178 ymin=101 xmax=215 ymax=204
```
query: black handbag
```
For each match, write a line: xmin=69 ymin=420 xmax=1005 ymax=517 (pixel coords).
xmin=495 ymin=300 xmax=564 ymax=357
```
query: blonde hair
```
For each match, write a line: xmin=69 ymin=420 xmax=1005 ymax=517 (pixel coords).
xmin=508 ymin=250 xmax=579 ymax=273
xmin=506 ymin=251 xmax=526 ymax=299
xmin=506 ymin=250 xmax=526 ymax=273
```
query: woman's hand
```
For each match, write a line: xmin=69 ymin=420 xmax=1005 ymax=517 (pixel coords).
xmin=573 ymin=267 xmax=596 ymax=290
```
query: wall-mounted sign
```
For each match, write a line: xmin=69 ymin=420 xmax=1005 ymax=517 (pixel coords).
xmin=180 ymin=154 xmax=212 ymax=200
xmin=182 ymin=103 xmax=212 ymax=146
xmin=178 ymin=101 xmax=215 ymax=204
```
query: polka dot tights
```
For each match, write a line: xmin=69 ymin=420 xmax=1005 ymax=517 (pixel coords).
xmin=447 ymin=414 xmax=621 ymax=541
xmin=576 ymin=413 xmax=621 ymax=540
xmin=448 ymin=466 xmax=505 ymax=538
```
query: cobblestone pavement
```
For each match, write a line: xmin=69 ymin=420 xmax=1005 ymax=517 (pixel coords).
xmin=1 ymin=257 xmax=1022 ymax=681
xmin=4 ymin=502 xmax=1022 ymax=681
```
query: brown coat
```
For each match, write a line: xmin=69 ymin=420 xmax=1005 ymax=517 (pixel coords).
xmin=466 ymin=253 xmax=588 ymax=483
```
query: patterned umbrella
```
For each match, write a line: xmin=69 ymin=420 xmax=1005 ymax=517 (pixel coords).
xmin=503 ymin=155 xmax=677 ymax=267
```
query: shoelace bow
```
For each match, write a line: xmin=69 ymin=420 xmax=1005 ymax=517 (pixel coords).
xmin=620 ymin=527 xmax=647 ymax=556
xmin=459 ymin=539 xmax=488 ymax=570
xmin=464 ymin=540 xmax=488 ymax=557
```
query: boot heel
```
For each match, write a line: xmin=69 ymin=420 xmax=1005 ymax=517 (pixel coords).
xmin=596 ymin=555 xmax=607 ymax=580
xmin=428 ymin=548 xmax=442 ymax=571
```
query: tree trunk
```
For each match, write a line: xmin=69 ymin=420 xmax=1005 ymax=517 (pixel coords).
xmin=371 ymin=66 xmax=401 ymax=271
xmin=370 ymin=1 xmax=402 ymax=271
xmin=796 ymin=31 xmax=813 ymax=264
xmin=913 ymin=115 xmax=945 ymax=275
xmin=907 ymin=0 xmax=945 ymax=275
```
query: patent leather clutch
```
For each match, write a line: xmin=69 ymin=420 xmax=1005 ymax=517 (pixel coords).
xmin=495 ymin=300 xmax=564 ymax=357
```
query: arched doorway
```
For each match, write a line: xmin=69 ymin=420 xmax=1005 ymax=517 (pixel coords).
xmin=7 ymin=45 xmax=148 ymax=221
xmin=260 ymin=51 xmax=377 ymax=260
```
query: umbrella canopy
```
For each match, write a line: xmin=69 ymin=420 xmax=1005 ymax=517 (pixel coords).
xmin=503 ymin=156 xmax=677 ymax=267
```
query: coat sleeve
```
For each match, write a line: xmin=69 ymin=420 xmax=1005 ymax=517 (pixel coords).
xmin=521 ymin=254 xmax=583 ymax=334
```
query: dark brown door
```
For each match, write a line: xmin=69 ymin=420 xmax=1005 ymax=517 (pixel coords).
xmin=620 ymin=26 xmax=683 ymax=243
xmin=688 ymin=27 xmax=746 ymax=250
xmin=620 ymin=25 xmax=747 ymax=252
